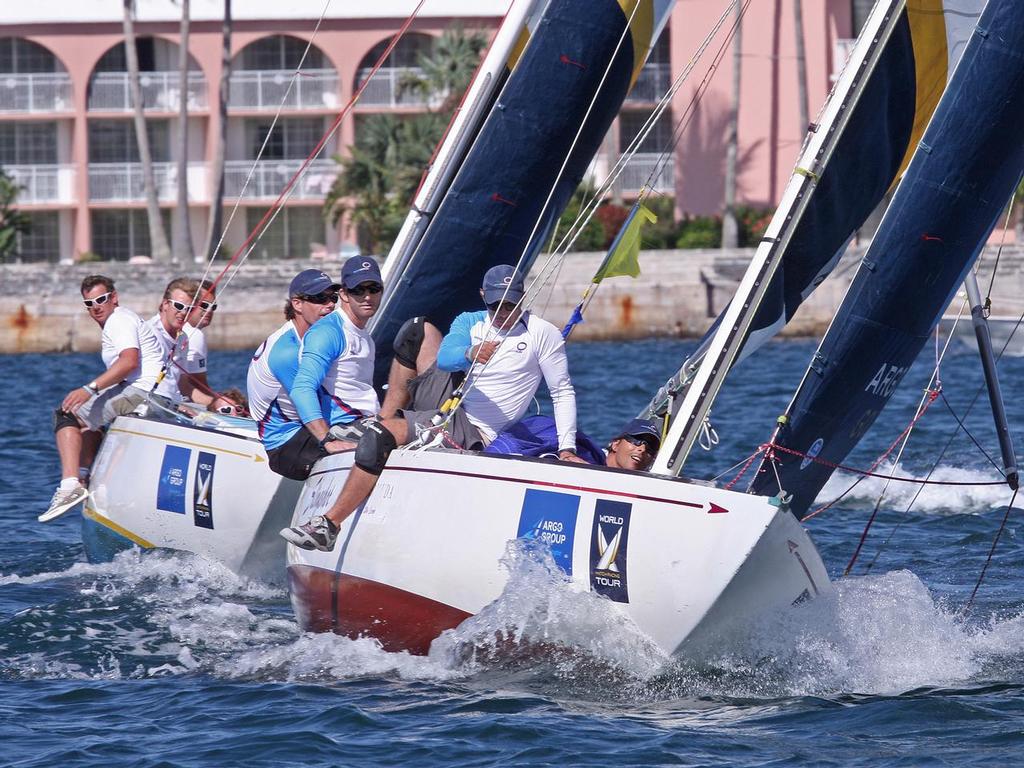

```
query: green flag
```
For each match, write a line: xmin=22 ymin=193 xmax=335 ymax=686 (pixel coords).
xmin=592 ymin=203 xmax=657 ymax=283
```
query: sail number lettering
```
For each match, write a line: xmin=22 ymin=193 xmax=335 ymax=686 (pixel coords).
xmin=864 ymin=364 xmax=907 ymax=399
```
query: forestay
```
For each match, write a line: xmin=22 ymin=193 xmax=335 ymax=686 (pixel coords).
xmin=750 ymin=0 xmax=1024 ymax=516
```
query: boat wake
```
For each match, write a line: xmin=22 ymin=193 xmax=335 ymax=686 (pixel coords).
xmin=815 ymin=462 xmax=1012 ymax=514
xmin=2 ymin=545 xmax=1022 ymax=702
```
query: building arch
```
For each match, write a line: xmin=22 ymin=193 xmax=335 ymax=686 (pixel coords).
xmin=0 ymin=37 xmax=69 ymax=74
xmin=233 ymin=34 xmax=333 ymax=72
xmin=86 ymin=37 xmax=205 ymax=112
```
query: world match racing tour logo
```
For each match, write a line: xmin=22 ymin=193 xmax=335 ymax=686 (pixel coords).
xmin=590 ymin=500 xmax=632 ymax=603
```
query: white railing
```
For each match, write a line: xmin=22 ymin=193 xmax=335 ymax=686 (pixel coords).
xmin=223 ymin=158 xmax=338 ymax=200
xmin=4 ymin=164 xmax=76 ymax=204
xmin=832 ymin=39 xmax=857 ymax=81
xmin=88 ymin=162 xmax=207 ymax=202
xmin=0 ymin=73 xmax=73 ymax=113
xmin=625 ymin=63 xmax=671 ymax=104
xmin=355 ymin=67 xmax=437 ymax=108
xmin=87 ymin=72 xmax=207 ymax=112
xmin=591 ymin=152 xmax=673 ymax=196
xmin=229 ymin=69 xmax=338 ymax=110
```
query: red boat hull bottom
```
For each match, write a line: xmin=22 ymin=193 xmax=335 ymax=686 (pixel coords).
xmin=288 ymin=564 xmax=472 ymax=655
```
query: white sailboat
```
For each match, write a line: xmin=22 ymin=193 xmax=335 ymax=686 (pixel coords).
xmin=285 ymin=0 xmax=1023 ymax=657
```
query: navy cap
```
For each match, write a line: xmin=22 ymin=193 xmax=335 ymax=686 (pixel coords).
xmin=615 ymin=418 xmax=662 ymax=448
xmin=289 ymin=269 xmax=341 ymax=298
xmin=482 ymin=264 xmax=525 ymax=306
xmin=341 ymin=256 xmax=383 ymax=290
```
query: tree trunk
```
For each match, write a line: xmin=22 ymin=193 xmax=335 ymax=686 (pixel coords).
xmin=793 ymin=0 xmax=810 ymax=136
xmin=174 ymin=0 xmax=194 ymax=263
xmin=122 ymin=0 xmax=171 ymax=263
xmin=203 ymin=0 xmax=232 ymax=262
xmin=722 ymin=1 xmax=742 ymax=249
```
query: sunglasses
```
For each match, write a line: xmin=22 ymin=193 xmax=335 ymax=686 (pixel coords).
xmin=83 ymin=291 xmax=113 ymax=308
xmin=166 ymin=299 xmax=191 ymax=313
xmin=622 ymin=434 xmax=659 ymax=453
xmin=347 ymin=284 xmax=382 ymax=298
xmin=197 ymin=301 xmax=217 ymax=312
xmin=300 ymin=291 xmax=339 ymax=305
xmin=216 ymin=404 xmax=243 ymax=415
xmin=487 ymin=301 xmax=518 ymax=313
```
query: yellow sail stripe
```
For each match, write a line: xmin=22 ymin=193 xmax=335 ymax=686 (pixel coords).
xmin=890 ymin=0 xmax=949 ymax=189
xmin=618 ymin=0 xmax=655 ymax=88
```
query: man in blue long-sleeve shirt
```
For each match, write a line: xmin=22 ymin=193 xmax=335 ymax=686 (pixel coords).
xmin=281 ymin=264 xmax=584 ymax=552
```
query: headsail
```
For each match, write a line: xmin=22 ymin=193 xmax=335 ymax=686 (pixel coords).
xmin=749 ymin=0 xmax=1024 ymax=515
xmin=371 ymin=0 xmax=676 ymax=385
xmin=645 ymin=0 xmax=984 ymax=422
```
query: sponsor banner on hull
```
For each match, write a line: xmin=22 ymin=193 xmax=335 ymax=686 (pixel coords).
xmin=590 ymin=499 xmax=631 ymax=602
xmin=193 ymin=451 xmax=216 ymax=529
xmin=157 ymin=445 xmax=190 ymax=514
xmin=516 ymin=488 xmax=580 ymax=575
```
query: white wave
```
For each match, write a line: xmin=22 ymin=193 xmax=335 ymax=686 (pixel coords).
xmin=814 ymin=462 xmax=1012 ymax=514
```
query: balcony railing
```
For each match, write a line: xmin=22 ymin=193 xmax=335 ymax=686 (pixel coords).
xmin=0 ymin=73 xmax=73 ymax=114
xmin=833 ymin=39 xmax=857 ymax=81
xmin=88 ymin=162 xmax=207 ymax=202
xmin=5 ymin=164 xmax=76 ymax=204
xmin=224 ymin=158 xmax=338 ymax=200
xmin=355 ymin=67 xmax=438 ymax=108
xmin=625 ymin=63 xmax=671 ymax=104
xmin=228 ymin=69 xmax=338 ymax=110
xmin=591 ymin=152 xmax=673 ymax=196
xmin=87 ymin=72 xmax=207 ymax=112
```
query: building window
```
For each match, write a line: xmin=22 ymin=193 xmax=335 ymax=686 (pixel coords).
xmin=91 ymin=209 xmax=170 ymax=261
xmin=619 ymin=109 xmax=673 ymax=154
xmin=360 ymin=33 xmax=433 ymax=69
xmin=88 ymin=120 xmax=171 ymax=163
xmin=94 ymin=39 xmax=159 ymax=72
xmin=240 ymin=36 xmax=325 ymax=70
xmin=0 ymin=122 xmax=58 ymax=164
xmin=0 ymin=38 xmax=58 ymax=73
xmin=14 ymin=211 xmax=59 ymax=262
xmin=852 ymin=0 xmax=874 ymax=36
xmin=245 ymin=117 xmax=323 ymax=160
xmin=245 ymin=206 xmax=324 ymax=259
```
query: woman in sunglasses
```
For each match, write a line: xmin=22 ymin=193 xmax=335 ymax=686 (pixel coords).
xmin=43 ymin=275 xmax=166 ymax=522
xmin=147 ymin=277 xmax=215 ymax=407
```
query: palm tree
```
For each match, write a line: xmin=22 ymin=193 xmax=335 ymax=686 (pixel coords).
xmin=401 ymin=24 xmax=488 ymax=114
xmin=0 ymin=170 xmax=31 ymax=261
xmin=173 ymin=0 xmax=194 ymax=263
xmin=721 ymin=1 xmax=743 ymax=249
xmin=203 ymin=0 xmax=232 ymax=262
xmin=793 ymin=0 xmax=810 ymax=136
xmin=122 ymin=0 xmax=172 ymax=263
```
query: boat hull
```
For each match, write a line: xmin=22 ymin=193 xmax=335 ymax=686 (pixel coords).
xmin=286 ymin=449 xmax=831 ymax=656
xmin=84 ymin=414 xmax=302 ymax=583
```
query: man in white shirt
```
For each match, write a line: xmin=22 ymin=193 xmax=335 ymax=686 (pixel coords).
xmin=182 ymin=278 xmax=217 ymax=393
xmin=147 ymin=277 xmax=214 ymax=406
xmin=281 ymin=264 xmax=584 ymax=552
xmin=43 ymin=275 xmax=164 ymax=521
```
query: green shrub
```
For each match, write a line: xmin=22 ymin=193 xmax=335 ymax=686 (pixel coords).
xmin=675 ymin=215 xmax=722 ymax=249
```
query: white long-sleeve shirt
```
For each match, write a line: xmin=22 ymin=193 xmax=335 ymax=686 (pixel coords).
xmin=437 ymin=310 xmax=577 ymax=451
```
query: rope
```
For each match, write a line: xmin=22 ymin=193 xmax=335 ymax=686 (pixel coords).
xmin=963 ymin=486 xmax=1019 ymax=615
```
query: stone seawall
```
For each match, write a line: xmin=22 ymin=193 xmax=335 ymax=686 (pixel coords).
xmin=2 ymin=246 xmax=1021 ymax=354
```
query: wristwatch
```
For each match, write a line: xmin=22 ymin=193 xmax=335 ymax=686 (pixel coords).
xmin=83 ymin=381 xmax=100 ymax=395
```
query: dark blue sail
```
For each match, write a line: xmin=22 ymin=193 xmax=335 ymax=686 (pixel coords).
xmin=699 ymin=1 xmax=981 ymax=366
xmin=749 ymin=0 xmax=1024 ymax=516
xmin=370 ymin=0 xmax=647 ymax=385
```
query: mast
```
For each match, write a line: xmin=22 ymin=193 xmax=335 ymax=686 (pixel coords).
xmin=649 ymin=0 xmax=909 ymax=477
xmin=964 ymin=271 xmax=1019 ymax=489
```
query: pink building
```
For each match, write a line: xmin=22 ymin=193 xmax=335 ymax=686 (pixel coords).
xmin=1 ymin=0 xmax=859 ymax=263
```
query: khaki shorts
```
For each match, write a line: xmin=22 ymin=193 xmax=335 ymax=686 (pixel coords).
xmin=75 ymin=383 xmax=149 ymax=431
xmin=400 ymin=405 xmax=484 ymax=451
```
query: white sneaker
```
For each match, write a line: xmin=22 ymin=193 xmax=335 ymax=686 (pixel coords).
xmin=39 ymin=484 xmax=89 ymax=523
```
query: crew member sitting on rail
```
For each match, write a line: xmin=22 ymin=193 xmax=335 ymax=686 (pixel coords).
xmin=287 ymin=256 xmax=385 ymax=463
xmin=604 ymin=418 xmax=661 ymax=472
xmin=147 ymin=277 xmax=214 ymax=407
xmin=280 ymin=264 xmax=585 ymax=552
xmin=42 ymin=275 xmax=165 ymax=522
xmin=247 ymin=269 xmax=343 ymax=480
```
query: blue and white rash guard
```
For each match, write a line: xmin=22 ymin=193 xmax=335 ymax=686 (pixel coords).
xmin=437 ymin=310 xmax=577 ymax=450
xmin=291 ymin=308 xmax=379 ymax=428
xmin=247 ymin=320 xmax=303 ymax=450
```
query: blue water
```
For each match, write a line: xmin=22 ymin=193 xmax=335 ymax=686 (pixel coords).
xmin=3 ymin=339 xmax=1024 ymax=766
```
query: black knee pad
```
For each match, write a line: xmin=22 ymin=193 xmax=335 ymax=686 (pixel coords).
xmin=354 ymin=419 xmax=398 ymax=476
xmin=392 ymin=316 xmax=427 ymax=370
xmin=53 ymin=408 xmax=80 ymax=433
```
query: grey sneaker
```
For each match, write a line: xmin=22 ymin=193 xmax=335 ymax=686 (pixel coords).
xmin=39 ymin=483 xmax=89 ymax=523
xmin=280 ymin=515 xmax=339 ymax=552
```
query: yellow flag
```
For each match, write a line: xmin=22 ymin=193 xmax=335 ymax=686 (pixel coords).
xmin=592 ymin=203 xmax=657 ymax=283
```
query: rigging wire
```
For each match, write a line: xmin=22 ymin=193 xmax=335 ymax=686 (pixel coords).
xmin=963 ymin=485 xmax=1020 ymax=616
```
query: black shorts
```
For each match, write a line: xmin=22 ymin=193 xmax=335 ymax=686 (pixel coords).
xmin=266 ymin=428 xmax=326 ymax=481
